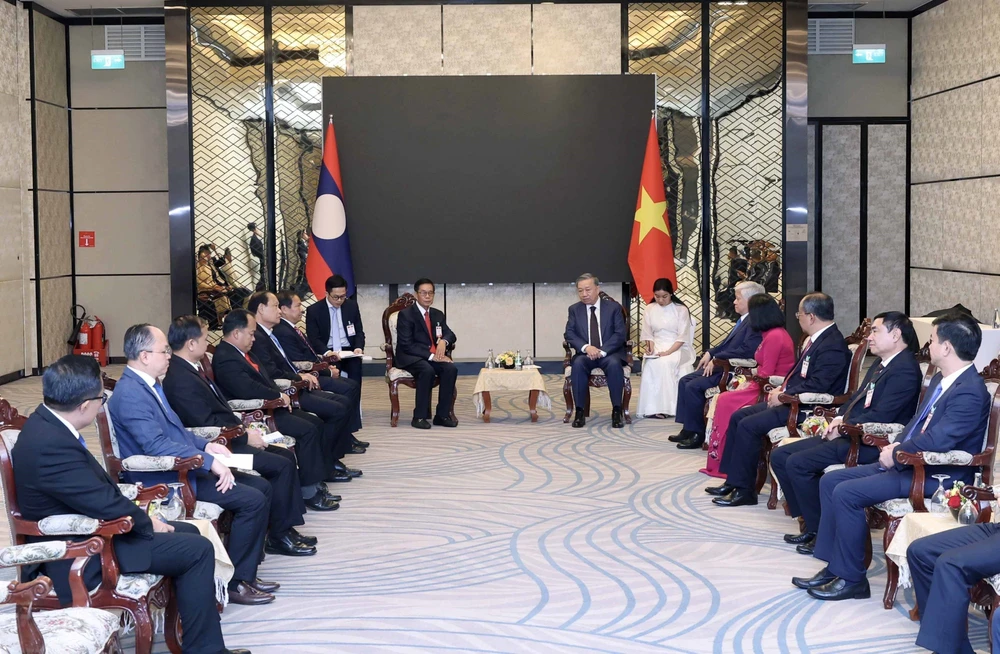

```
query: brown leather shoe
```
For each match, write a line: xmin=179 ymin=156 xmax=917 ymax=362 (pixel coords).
xmin=228 ymin=581 xmax=274 ymax=605
xmin=249 ymin=577 xmax=280 ymax=593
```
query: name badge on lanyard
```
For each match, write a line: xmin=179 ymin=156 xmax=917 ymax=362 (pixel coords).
xmin=864 ymin=382 xmax=875 ymax=408
xmin=921 ymin=404 xmax=937 ymax=433
xmin=436 ymin=323 xmax=443 ymax=339
xmin=800 ymin=355 xmax=810 ymax=379
xmin=346 ymin=321 xmax=356 ymax=337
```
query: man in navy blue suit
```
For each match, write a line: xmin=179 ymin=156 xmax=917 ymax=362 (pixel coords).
xmin=792 ymin=310 xmax=991 ymax=602
xmin=673 ymin=280 xmax=765 ymax=449
xmin=709 ymin=292 xmax=852 ymax=507
xmin=771 ymin=311 xmax=923 ymax=552
xmin=108 ymin=324 xmax=275 ymax=606
xmin=564 ymin=273 xmax=629 ymax=428
xmin=304 ymin=274 xmax=366 ymax=383
xmin=907 ymin=521 xmax=1000 ymax=654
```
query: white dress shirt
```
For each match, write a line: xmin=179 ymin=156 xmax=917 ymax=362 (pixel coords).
xmin=583 ymin=298 xmax=607 ymax=357
xmin=417 ymin=304 xmax=447 ymax=360
xmin=326 ymin=300 xmax=351 ymax=350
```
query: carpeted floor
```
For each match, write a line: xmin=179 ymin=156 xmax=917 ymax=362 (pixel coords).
xmin=0 ymin=369 xmax=989 ymax=653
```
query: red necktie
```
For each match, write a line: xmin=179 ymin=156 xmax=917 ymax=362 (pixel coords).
xmin=244 ymin=352 xmax=260 ymax=373
xmin=424 ymin=311 xmax=436 ymax=354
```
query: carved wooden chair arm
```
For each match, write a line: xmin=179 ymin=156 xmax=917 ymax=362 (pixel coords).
xmin=562 ymin=340 xmax=573 ymax=366
xmin=862 ymin=434 xmax=892 ymax=448
xmin=0 ymin=537 xmax=105 ymax=608
xmin=308 ymin=361 xmax=332 ymax=373
xmin=895 ymin=450 xmax=982 ymax=513
xmin=961 ymin=485 xmax=997 ymax=503
xmin=710 ymin=359 xmax=733 ymax=392
xmin=208 ymin=425 xmax=244 ymax=447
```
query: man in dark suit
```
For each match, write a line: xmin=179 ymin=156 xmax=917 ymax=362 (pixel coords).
xmin=304 ymin=274 xmax=366 ymax=383
xmin=564 ymin=273 xmax=629 ymax=429
xmin=247 ymin=291 xmax=364 ymax=458
xmin=771 ymin=311 xmax=923 ymax=552
xmin=247 ymin=222 xmax=266 ymax=291
xmin=907 ymin=522 xmax=1000 ymax=653
xmin=673 ymin=280 xmax=766 ymax=449
xmin=212 ymin=309 xmax=356 ymax=485
xmin=109 ymin=324 xmax=275 ymax=606
xmin=395 ymin=278 xmax=458 ymax=430
xmin=13 ymin=355 xmax=250 ymax=654
xmin=792 ymin=310 xmax=991 ymax=601
xmin=163 ymin=315 xmax=332 ymax=554
xmin=710 ymin=292 xmax=852 ymax=507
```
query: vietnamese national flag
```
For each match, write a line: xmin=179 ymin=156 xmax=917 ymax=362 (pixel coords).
xmin=627 ymin=116 xmax=677 ymax=303
xmin=306 ymin=117 xmax=356 ymax=299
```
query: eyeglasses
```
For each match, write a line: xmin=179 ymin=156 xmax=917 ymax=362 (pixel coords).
xmin=143 ymin=347 xmax=173 ymax=356
xmin=328 ymin=294 xmax=348 ymax=301
xmin=416 ymin=290 xmax=435 ymax=297
xmin=83 ymin=394 xmax=108 ymax=406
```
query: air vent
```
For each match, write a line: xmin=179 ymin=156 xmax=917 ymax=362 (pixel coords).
xmin=808 ymin=18 xmax=855 ymax=55
xmin=104 ymin=25 xmax=165 ymax=61
xmin=70 ymin=7 xmax=164 ymax=17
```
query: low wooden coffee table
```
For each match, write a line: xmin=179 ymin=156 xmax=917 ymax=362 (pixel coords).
xmin=473 ymin=368 xmax=551 ymax=423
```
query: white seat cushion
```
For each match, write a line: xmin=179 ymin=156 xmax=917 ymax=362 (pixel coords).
xmin=388 ymin=367 xmax=413 ymax=382
xmin=824 ymin=463 xmax=846 ymax=473
xmin=874 ymin=498 xmax=913 ymax=518
xmin=193 ymin=501 xmax=224 ymax=521
xmin=114 ymin=573 xmax=163 ymax=600
xmin=704 ymin=386 xmax=722 ymax=399
xmin=768 ymin=426 xmax=806 ymax=443
xmin=0 ymin=607 xmax=119 ymax=654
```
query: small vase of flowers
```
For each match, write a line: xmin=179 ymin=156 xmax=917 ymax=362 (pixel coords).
xmin=946 ymin=481 xmax=967 ymax=520
xmin=495 ymin=350 xmax=517 ymax=369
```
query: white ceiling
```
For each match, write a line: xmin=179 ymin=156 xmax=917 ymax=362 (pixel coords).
xmin=809 ymin=0 xmax=939 ymax=10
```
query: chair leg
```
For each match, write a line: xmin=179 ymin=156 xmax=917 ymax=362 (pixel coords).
xmin=755 ymin=438 xmax=773 ymax=494
xmin=584 ymin=392 xmax=591 ymax=418
xmin=882 ymin=519 xmax=902 ymax=609
xmin=766 ymin=471 xmax=779 ymax=510
xmin=130 ymin=606 xmax=154 ymax=654
xmin=163 ymin=588 xmax=182 ymax=654
xmin=105 ymin=632 xmax=124 ymax=654
xmin=389 ymin=381 xmax=400 ymax=427
xmin=623 ymin=378 xmax=633 ymax=424
xmin=563 ymin=379 xmax=574 ymax=423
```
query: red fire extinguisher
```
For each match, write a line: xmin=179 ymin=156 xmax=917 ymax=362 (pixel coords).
xmin=71 ymin=306 xmax=109 ymax=366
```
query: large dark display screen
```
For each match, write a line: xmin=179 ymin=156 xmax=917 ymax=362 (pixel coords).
xmin=322 ymin=75 xmax=654 ymax=283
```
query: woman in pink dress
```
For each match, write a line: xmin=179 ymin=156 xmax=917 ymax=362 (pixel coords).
xmin=701 ymin=294 xmax=796 ymax=478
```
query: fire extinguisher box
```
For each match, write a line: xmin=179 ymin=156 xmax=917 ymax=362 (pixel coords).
xmin=73 ymin=343 xmax=109 ymax=366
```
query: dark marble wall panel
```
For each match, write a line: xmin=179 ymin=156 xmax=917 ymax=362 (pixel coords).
xmin=820 ymin=125 xmax=861 ymax=327
xmin=866 ymin=124 xmax=907 ymax=316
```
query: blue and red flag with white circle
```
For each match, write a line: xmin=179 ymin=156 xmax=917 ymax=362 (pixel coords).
xmin=306 ymin=117 xmax=355 ymax=298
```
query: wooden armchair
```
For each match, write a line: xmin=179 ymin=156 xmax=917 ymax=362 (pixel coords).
xmin=870 ymin=365 xmax=1000 ymax=610
xmin=562 ymin=291 xmax=635 ymax=424
xmin=381 ymin=293 xmax=457 ymax=427
xmin=0 ymin=410 xmax=180 ymax=654
xmin=959 ymin=484 xmax=1000 ymax=640
xmin=0 ymin=537 xmax=122 ymax=653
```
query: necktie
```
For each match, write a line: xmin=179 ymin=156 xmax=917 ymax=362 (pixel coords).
xmin=75 ymin=432 xmax=87 ymax=450
xmin=244 ymin=352 xmax=260 ymax=373
xmin=269 ymin=333 xmax=297 ymax=372
xmin=842 ymin=363 xmax=883 ymax=421
xmin=197 ymin=364 xmax=225 ymax=403
xmin=296 ymin=326 xmax=319 ymax=358
xmin=589 ymin=306 xmax=601 ymax=348
xmin=424 ymin=310 xmax=436 ymax=354
xmin=153 ymin=382 xmax=184 ymax=429
xmin=902 ymin=383 xmax=944 ymax=443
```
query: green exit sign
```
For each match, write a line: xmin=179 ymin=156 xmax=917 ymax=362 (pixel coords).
xmin=91 ymin=49 xmax=125 ymax=70
xmin=853 ymin=44 xmax=886 ymax=64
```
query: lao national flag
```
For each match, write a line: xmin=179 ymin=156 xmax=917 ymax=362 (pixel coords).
xmin=307 ymin=117 xmax=355 ymax=298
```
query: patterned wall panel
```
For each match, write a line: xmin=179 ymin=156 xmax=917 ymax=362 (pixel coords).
xmin=806 ymin=124 xmax=815 ymax=292
xmin=533 ymin=4 xmax=620 ymax=76
xmin=910 ymin=82 xmax=981 ymax=184
xmin=820 ymin=125 xmax=861 ymax=327
xmin=37 ymin=191 xmax=71 ymax=279
xmin=911 ymin=0 xmax=982 ymax=100
xmin=0 ymin=2 xmax=18 ymax=99
xmin=0 ymin=188 xmax=21 ymax=283
xmin=442 ymin=5 xmax=531 ymax=76
xmin=39 ymin=277 xmax=71 ymax=366
xmin=0 ymin=280 xmax=24 ymax=374
xmin=353 ymin=5 xmax=442 ymax=77
xmin=708 ymin=2 xmax=782 ymax=344
xmin=866 ymin=124 xmax=907 ymax=316
xmin=34 ymin=103 xmax=69 ymax=192
xmin=270 ymin=6 xmax=346 ymax=303
xmin=980 ymin=77 xmax=1000 ymax=178
xmin=937 ymin=179 xmax=982 ymax=274
xmin=191 ymin=7 xmax=267 ymax=302
xmin=31 ymin=13 xmax=66 ymax=107
xmin=628 ymin=2 xmax=702 ymax=353
xmin=909 ymin=182 xmax=944 ymax=272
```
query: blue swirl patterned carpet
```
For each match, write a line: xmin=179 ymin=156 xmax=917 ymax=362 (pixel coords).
xmin=0 ymin=370 xmax=989 ymax=652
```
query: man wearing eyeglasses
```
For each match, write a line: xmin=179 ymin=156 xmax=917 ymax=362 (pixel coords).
xmin=305 ymin=274 xmax=366 ymax=384
xmin=395 ymin=278 xmax=458 ymax=429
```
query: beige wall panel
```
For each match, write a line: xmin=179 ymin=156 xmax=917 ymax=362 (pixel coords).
xmin=820 ymin=125 xmax=861 ymax=327
xmin=980 ymin=78 xmax=1000 ymax=177
xmin=938 ymin=180 xmax=982 ymax=274
xmin=0 ymin=280 xmax=25 ymax=376
xmin=0 ymin=3 xmax=19 ymax=98
xmin=354 ymin=284 xmax=390 ymax=359
xmin=32 ymin=13 xmax=66 ymax=107
xmin=39 ymin=276 xmax=71 ymax=366
xmin=24 ymin=279 xmax=35 ymax=370
xmin=72 ymin=109 xmax=167 ymax=192
xmin=984 ymin=0 xmax=1000 ymax=81
xmin=21 ymin=188 xmax=32 ymax=279
xmin=866 ymin=125 xmax=908 ymax=316
xmin=0 ymin=93 xmax=21 ymax=191
xmin=442 ymin=5 xmax=531 ymax=76
xmin=17 ymin=4 xmax=28 ymax=104
xmin=909 ymin=183 xmax=942 ymax=271
xmin=909 ymin=268 xmax=952 ymax=318
xmin=34 ymin=102 xmax=68 ymax=192
xmin=445 ymin=284 xmax=533 ymax=360
xmin=353 ymin=6 xmax=442 ymax=77
xmin=979 ymin=179 xmax=1000 ymax=275
xmin=534 ymin=283 xmax=579 ymax=358
xmin=911 ymin=83 xmax=981 ymax=184
xmin=0 ymin=188 xmax=22 ymax=283
xmin=19 ymin=91 xmax=31 ymax=193
xmin=69 ymin=27 xmax=166 ymax=108
xmin=76 ymin=275 xmax=171 ymax=358
xmin=911 ymin=0 xmax=982 ymax=99
xmin=74 ymin=193 xmax=168 ymax=275
xmin=37 ymin=191 xmax=70 ymax=279
xmin=532 ymin=4 xmax=620 ymax=75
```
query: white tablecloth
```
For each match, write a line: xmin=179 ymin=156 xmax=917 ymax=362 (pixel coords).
xmin=884 ymin=512 xmax=961 ymax=589
xmin=912 ymin=317 xmax=1000 ymax=371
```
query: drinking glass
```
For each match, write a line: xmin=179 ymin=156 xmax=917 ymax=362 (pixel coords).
xmin=929 ymin=474 xmax=951 ymax=514
xmin=958 ymin=500 xmax=977 ymax=525
xmin=160 ymin=483 xmax=186 ymax=522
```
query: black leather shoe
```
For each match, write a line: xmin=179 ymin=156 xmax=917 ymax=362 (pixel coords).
xmin=265 ymin=534 xmax=317 ymax=557
xmin=676 ymin=434 xmax=705 ymax=449
xmin=792 ymin=566 xmax=836 ymax=589
xmin=228 ymin=581 xmax=275 ymax=605
xmin=572 ymin=409 xmax=586 ymax=428
xmin=352 ymin=436 xmax=370 ymax=448
xmin=332 ymin=461 xmax=362 ymax=478
xmin=807 ymin=577 xmax=871 ymax=601
xmin=411 ymin=418 xmax=431 ymax=429
xmin=668 ymin=429 xmax=692 ymax=443
xmin=324 ymin=470 xmax=352 ymax=483
xmin=321 ymin=491 xmax=342 ymax=502
xmin=705 ymin=483 xmax=734 ymax=496
xmin=611 ymin=407 xmax=624 ymax=428
xmin=248 ymin=577 xmax=280 ymax=593
xmin=712 ymin=488 xmax=758 ymax=507
xmin=289 ymin=528 xmax=317 ymax=547
xmin=433 ymin=415 xmax=459 ymax=428
xmin=784 ymin=531 xmax=816 ymax=545
xmin=224 ymin=649 xmax=252 ymax=654
xmin=349 ymin=444 xmax=367 ymax=454
xmin=305 ymin=493 xmax=340 ymax=510
xmin=796 ymin=539 xmax=816 ymax=555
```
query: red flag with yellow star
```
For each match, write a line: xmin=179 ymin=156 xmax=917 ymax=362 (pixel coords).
xmin=628 ymin=117 xmax=677 ymax=303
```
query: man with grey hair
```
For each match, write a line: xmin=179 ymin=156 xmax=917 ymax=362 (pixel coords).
xmin=565 ymin=273 xmax=628 ymax=428
xmin=673 ymin=280 xmax=766 ymax=449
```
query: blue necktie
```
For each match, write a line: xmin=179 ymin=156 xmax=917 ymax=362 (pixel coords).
xmin=902 ymin=384 xmax=944 ymax=443
xmin=270 ymin=333 xmax=297 ymax=372
xmin=75 ymin=433 xmax=87 ymax=450
xmin=153 ymin=382 xmax=185 ymax=430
